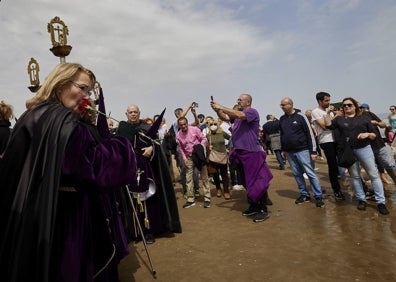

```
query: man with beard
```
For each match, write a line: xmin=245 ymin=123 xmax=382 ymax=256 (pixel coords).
xmin=311 ymin=92 xmax=346 ymax=200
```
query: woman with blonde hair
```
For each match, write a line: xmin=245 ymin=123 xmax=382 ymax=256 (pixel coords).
xmin=207 ymin=118 xmax=231 ymax=199
xmin=0 ymin=62 xmax=137 ymax=281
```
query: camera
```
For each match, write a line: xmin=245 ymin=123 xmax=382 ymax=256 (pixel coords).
xmin=192 ymin=102 xmax=198 ymax=108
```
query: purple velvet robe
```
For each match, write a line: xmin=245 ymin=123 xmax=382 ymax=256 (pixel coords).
xmin=229 ymin=149 xmax=273 ymax=202
xmin=55 ymin=123 xmax=137 ymax=281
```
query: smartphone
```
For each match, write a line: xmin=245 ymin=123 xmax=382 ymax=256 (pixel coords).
xmin=210 ymin=95 xmax=213 ymax=101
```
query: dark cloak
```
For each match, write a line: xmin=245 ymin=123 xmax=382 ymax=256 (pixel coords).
xmin=0 ymin=103 xmax=76 ymax=282
xmin=117 ymin=116 xmax=182 ymax=238
xmin=0 ymin=119 xmax=11 ymax=154
xmin=0 ymin=102 xmax=137 ymax=282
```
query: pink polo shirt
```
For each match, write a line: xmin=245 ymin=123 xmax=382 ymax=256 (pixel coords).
xmin=176 ymin=125 xmax=208 ymax=160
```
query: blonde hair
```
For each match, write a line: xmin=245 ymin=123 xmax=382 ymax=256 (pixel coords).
xmin=0 ymin=100 xmax=14 ymax=120
xmin=26 ymin=63 xmax=96 ymax=110
xmin=208 ymin=118 xmax=223 ymax=134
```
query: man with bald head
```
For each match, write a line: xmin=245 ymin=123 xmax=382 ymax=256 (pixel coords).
xmin=279 ymin=97 xmax=325 ymax=208
xmin=211 ymin=93 xmax=273 ymax=223
xmin=117 ymin=104 xmax=182 ymax=244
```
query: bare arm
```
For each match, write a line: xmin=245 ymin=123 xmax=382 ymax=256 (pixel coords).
xmin=315 ymin=117 xmax=327 ymax=129
xmin=324 ymin=105 xmax=339 ymax=127
xmin=372 ymin=119 xmax=386 ymax=129
xmin=190 ymin=107 xmax=199 ymax=126
xmin=210 ymin=101 xmax=246 ymax=122
xmin=179 ymin=102 xmax=194 ymax=118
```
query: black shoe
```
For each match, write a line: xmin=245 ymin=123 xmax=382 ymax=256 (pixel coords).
xmin=253 ymin=210 xmax=269 ymax=223
xmin=242 ymin=206 xmax=259 ymax=216
xmin=334 ymin=191 xmax=345 ymax=200
xmin=377 ymin=203 xmax=389 ymax=215
xmin=295 ymin=195 xmax=311 ymax=204
xmin=315 ymin=197 xmax=325 ymax=208
xmin=203 ymin=201 xmax=211 ymax=208
xmin=357 ymin=200 xmax=366 ymax=211
xmin=183 ymin=201 xmax=196 ymax=209
xmin=144 ymin=234 xmax=155 ymax=244
xmin=265 ymin=197 xmax=273 ymax=206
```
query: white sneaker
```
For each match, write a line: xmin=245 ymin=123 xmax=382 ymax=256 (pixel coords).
xmin=233 ymin=185 xmax=245 ymax=191
xmin=303 ymin=173 xmax=308 ymax=180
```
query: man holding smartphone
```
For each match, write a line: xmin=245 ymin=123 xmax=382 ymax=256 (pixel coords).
xmin=210 ymin=93 xmax=273 ymax=223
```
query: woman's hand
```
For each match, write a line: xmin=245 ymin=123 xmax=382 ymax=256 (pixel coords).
xmin=357 ymin=132 xmax=375 ymax=140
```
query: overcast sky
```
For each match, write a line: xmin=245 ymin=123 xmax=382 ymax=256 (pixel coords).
xmin=1 ymin=0 xmax=395 ymax=125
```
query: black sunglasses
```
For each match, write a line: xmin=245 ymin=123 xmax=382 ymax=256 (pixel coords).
xmin=342 ymin=103 xmax=354 ymax=108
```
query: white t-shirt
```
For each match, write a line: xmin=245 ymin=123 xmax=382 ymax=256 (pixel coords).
xmin=311 ymin=107 xmax=334 ymax=144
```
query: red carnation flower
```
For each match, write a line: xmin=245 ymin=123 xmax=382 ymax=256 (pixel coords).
xmin=78 ymin=99 xmax=92 ymax=115
xmin=77 ymin=98 xmax=119 ymax=124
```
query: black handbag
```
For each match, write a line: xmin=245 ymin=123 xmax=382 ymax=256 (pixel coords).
xmin=337 ymin=140 xmax=356 ymax=168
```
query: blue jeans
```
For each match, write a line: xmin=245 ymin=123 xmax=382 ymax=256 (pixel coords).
xmin=349 ymin=145 xmax=385 ymax=204
xmin=286 ymin=150 xmax=323 ymax=198
xmin=274 ymin=150 xmax=285 ymax=168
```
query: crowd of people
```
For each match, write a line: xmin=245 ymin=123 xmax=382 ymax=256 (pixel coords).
xmin=1 ymin=62 xmax=395 ymax=280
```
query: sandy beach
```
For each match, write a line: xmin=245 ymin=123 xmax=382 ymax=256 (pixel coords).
xmin=119 ymin=154 xmax=396 ymax=282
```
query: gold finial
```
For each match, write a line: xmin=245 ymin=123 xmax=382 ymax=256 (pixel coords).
xmin=27 ymin=57 xmax=41 ymax=93
xmin=47 ymin=16 xmax=72 ymax=62
xmin=47 ymin=16 xmax=69 ymax=47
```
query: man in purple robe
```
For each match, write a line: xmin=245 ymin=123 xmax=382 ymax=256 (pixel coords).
xmin=211 ymin=93 xmax=273 ymax=223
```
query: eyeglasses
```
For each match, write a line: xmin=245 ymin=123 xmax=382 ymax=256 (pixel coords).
xmin=390 ymin=108 xmax=395 ymax=111
xmin=209 ymin=123 xmax=218 ymax=126
xmin=71 ymin=81 xmax=94 ymax=96
xmin=280 ymin=104 xmax=289 ymax=107
xmin=342 ymin=103 xmax=354 ymax=108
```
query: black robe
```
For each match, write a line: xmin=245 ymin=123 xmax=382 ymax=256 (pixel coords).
xmin=117 ymin=120 xmax=182 ymax=239
xmin=0 ymin=103 xmax=76 ymax=282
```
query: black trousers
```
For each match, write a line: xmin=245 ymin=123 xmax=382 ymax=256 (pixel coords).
xmin=320 ymin=142 xmax=342 ymax=193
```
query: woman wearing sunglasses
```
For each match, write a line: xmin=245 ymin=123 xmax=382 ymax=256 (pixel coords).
xmin=324 ymin=97 xmax=389 ymax=215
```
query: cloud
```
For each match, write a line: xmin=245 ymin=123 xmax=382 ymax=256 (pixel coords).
xmin=1 ymin=0 xmax=395 ymax=123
